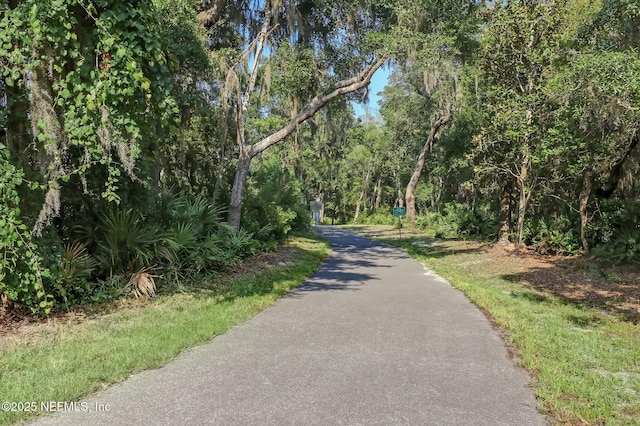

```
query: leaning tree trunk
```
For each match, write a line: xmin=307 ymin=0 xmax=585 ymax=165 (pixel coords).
xmin=354 ymin=170 xmax=370 ymax=222
xmin=405 ymin=115 xmax=451 ymax=226
xmin=225 ymin=54 xmax=387 ymax=231
xmin=579 ymin=168 xmax=592 ymax=253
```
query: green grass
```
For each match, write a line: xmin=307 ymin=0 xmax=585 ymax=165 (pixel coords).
xmin=0 ymin=233 xmax=330 ymax=425
xmin=346 ymin=225 xmax=640 ymax=425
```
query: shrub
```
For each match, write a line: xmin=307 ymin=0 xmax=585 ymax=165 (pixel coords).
xmin=590 ymin=202 xmax=640 ymax=263
xmin=363 ymin=208 xmax=398 ymax=226
xmin=593 ymin=230 xmax=640 ymax=264
xmin=242 ymin=162 xmax=309 ymax=246
xmin=523 ymin=215 xmax=580 ymax=255
xmin=414 ymin=203 xmax=497 ymax=240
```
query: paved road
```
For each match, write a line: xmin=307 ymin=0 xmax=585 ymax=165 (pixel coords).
xmin=33 ymin=226 xmax=546 ymax=425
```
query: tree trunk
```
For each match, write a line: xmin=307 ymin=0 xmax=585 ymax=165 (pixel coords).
xmin=374 ymin=177 xmax=382 ymax=209
xmin=212 ymin=110 xmax=229 ymax=204
xmin=354 ymin=191 xmax=364 ymax=222
xmin=579 ymin=169 xmax=592 ymax=253
xmin=354 ymin=170 xmax=370 ymax=222
xmin=405 ymin=115 xmax=451 ymax=226
xmin=516 ymin=152 xmax=530 ymax=248
xmin=30 ymin=63 xmax=67 ymax=235
xmin=227 ymin=154 xmax=252 ymax=231
xmin=498 ymin=181 xmax=512 ymax=242
xmin=515 ymin=109 xmax=534 ymax=249
xmin=395 ymin=177 xmax=404 ymax=208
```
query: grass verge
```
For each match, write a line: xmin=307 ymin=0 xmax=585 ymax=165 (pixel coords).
xmin=0 ymin=232 xmax=330 ymax=425
xmin=345 ymin=225 xmax=640 ymax=425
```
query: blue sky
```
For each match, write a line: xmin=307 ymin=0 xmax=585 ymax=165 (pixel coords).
xmin=352 ymin=65 xmax=390 ymax=119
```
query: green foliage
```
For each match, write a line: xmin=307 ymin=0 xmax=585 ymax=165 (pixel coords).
xmin=77 ymin=208 xmax=165 ymax=274
xmin=152 ymin=192 xmax=257 ymax=280
xmin=362 ymin=209 xmax=398 ymax=226
xmin=592 ymin=230 xmax=640 ymax=264
xmin=54 ymin=243 xmax=97 ymax=301
xmin=415 ymin=203 xmax=497 ymax=240
xmin=270 ymin=41 xmax=320 ymax=106
xmin=1 ymin=0 xmax=179 ymax=206
xmin=242 ymin=160 xmax=310 ymax=247
xmin=0 ymin=145 xmax=54 ymax=315
xmin=523 ymin=216 xmax=580 ymax=255
xmin=590 ymin=202 xmax=640 ymax=263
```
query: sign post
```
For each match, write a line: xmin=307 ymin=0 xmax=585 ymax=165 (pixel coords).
xmin=392 ymin=206 xmax=406 ymax=238
xmin=310 ymin=200 xmax=323 ymax=225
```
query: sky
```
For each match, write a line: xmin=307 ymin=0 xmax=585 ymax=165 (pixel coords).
xmin=351 ymin=65 xmax=390 ymax=120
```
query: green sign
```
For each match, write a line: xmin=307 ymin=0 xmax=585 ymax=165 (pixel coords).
xmin=393 ymin=206 xmax=406 ymax=217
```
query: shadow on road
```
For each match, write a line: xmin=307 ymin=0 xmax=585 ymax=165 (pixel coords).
xmin=287 ymin=226 xmax=405 ymax=296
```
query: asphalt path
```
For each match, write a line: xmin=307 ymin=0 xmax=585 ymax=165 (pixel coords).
xmin=32 ymin=226 xmax=546 ymax=425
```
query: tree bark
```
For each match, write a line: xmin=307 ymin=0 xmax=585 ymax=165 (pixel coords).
xmin=374 ymin=177 xmax=382 ymax=209
xmin=227 ymin=154 xmax=251 ymax=231
xmin=354 ymin=170 xmax=370 ymax=222
xmin=515 ymin=109 xmax=534 ymax=249
xmin=516 ymin=151 xmax=530 ymax=248
xmin=405 ymin=114 xmax=451 ymax=226
xmin=395 ymin=177 xmax=404 ymax=208
xmin=579 ymin=168 xmax=592 ymax=253
xmin=498 ymin=181 xmax=512 ymax=242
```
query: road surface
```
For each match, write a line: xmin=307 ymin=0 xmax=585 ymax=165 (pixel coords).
xmin=33 ymin=226 xmax=546 ymax=425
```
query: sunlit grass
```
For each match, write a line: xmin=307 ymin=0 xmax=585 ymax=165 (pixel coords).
xmin=0 ymin=233 xmax=330 ymax=425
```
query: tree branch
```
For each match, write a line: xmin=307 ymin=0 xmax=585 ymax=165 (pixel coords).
xmin=249 ymin=55 xmax=388 ymax=156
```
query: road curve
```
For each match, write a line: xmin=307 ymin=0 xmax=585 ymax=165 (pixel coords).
xmin=32 ymin=226 xmax=546 ymax=425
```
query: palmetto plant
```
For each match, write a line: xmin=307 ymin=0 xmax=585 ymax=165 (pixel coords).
xmin=59 ymin=242 xmax=96 ymax=283
xmin=53 ymin=242 xmax=98 ymax=305
xmin=77 ymin=209 xmax=163 ymax=276
xmin=73 ymin=193 xmax=256 ymax=290
xmin=155 ymin=192 xmax=256 ymax=275
xmin=130 ymin=266 xmax=157 ymax=299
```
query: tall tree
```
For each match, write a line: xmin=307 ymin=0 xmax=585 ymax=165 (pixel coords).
xmin=475 ymin=0 xmax=565 ymax=246
xmin=205 ymin=1 xmax=390 ymax=230
xmin=380 ymin=0 xmax=479 ymax=225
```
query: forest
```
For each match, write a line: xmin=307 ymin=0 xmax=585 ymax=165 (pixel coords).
xmin=1 ymin=0 xmax=639 ymax=315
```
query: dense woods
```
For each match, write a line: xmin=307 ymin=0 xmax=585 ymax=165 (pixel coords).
xmin=1 ymin=0 xmax=639 ymax=314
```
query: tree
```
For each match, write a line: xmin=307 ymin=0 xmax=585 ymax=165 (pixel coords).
xmin=475 ymin=0 xmax=566 ymax=246
xmin=0 ymin=0 xmax=182 ymax=231
xmin=211 ymin=1 xmax=386 ymax=229
xmin=547 ymin=52 xmax=640 ymax=252
xmin=378 ymin=0 xmax=479 ymax=225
